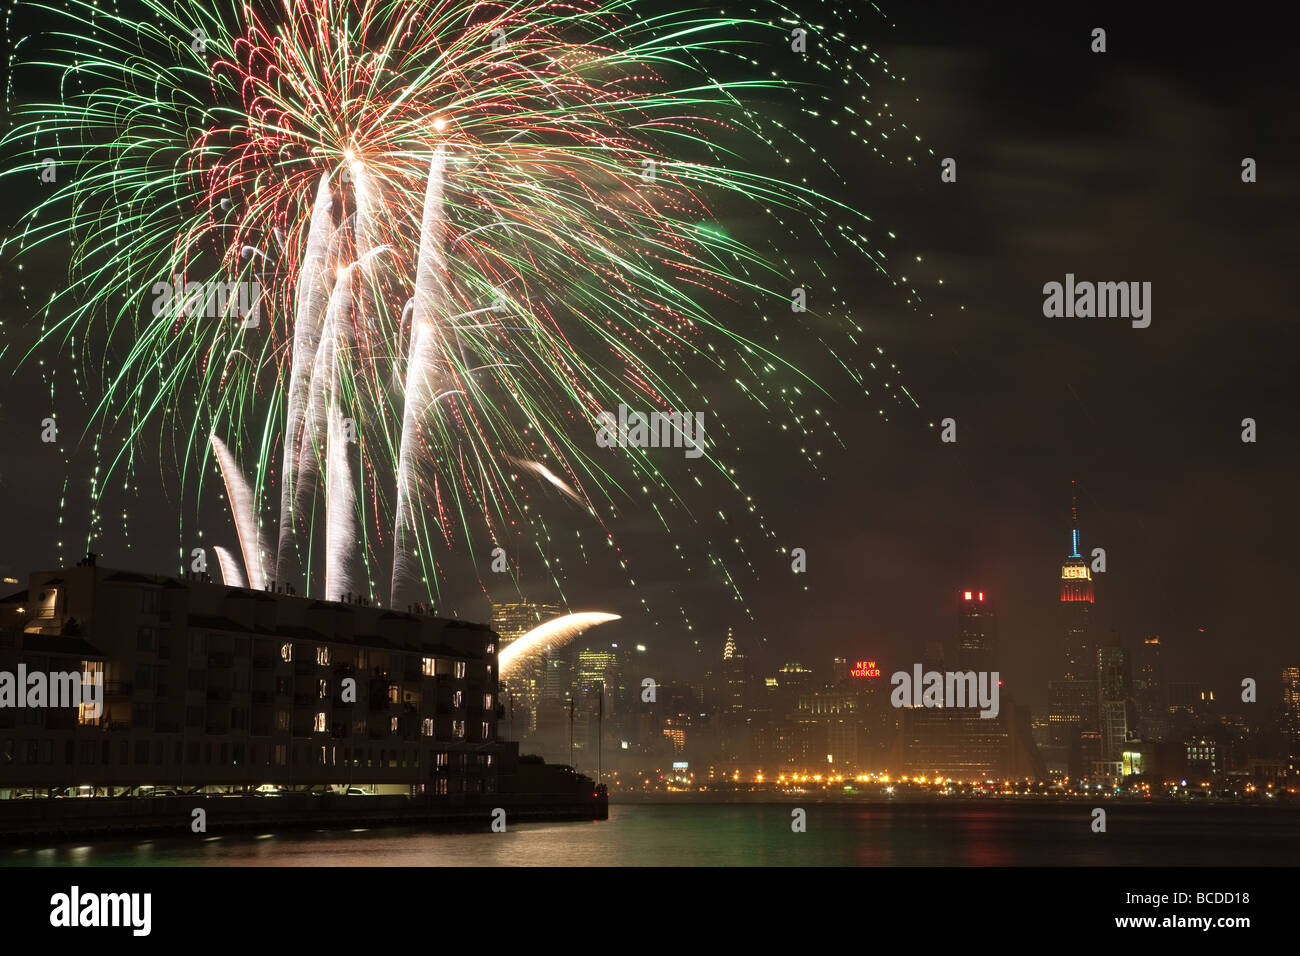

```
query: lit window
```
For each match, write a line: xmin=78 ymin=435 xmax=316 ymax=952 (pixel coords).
xmin=316 ymin=646 xmax=330 ymax=666
xmin=422 ymin=657 xmax=437 ymax=676
xmin=390 ymin=716 xmax=398 ymax=733
xmin=481 ymin=721 xmax=489 ymax=740
xmin=422 ymin=718 xmax=433 ymax=736
xmin=280 ymin=643 xmax=293 ymax=663
xmin=454 ymin=661 xmax=466 ymax=679
xmin=485 ymin=643 xmax=495 ymax=655
xmin=484 ymin=693 xmax=493 ymax=709
xmin=318 ymin=678 xmax=328 ymax=699
xmin=453 ymin=719 xmax=465 ymax=738
xmin=313 ymin=712 xmax=326 ymax=733
xmin=453 ymin=690 xmax=463 ymax=708
xmin=78 ymin=663 xmax=104 ymax=726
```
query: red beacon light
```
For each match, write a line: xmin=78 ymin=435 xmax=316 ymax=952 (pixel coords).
xmin=963 ymin=590 xmax=972 ymax=600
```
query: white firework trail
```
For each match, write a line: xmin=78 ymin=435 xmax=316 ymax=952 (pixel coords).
xmin=212 ymin=545 xmax=247 ymax=587
xmin=322 ymin=264 xmax=357 ymax=602
xmin=276 ymin=175 xmax=336 ymax=586
xmin=507 ymin=456 xmax=591 ymax=510
xmin=210 ymin=434 xmax=267 ymax=590
xmin=391 ymin=146 xmax=449 ymax=608
xmin=498 ymin=612 xmax=622 ymax=678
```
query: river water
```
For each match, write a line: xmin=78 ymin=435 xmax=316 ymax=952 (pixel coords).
xmin=3 ymin=801 xmax=1296 ymax=866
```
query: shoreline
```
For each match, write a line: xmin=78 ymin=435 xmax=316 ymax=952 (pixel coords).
xmin=0 ymin=791 xmax=606 ymax=842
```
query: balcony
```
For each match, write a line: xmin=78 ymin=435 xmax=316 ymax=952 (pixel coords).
xmin=207 ymin=652 xmax=234 ymax=669
xmin=252 ymin=656 xmax=274 ymax=670
xmin=206 ymin=687 xmax=233 ymax=702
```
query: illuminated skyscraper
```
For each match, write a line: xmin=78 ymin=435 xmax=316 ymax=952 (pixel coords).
xmin=1048 ymin=483 xmax=1101 ymax=779
xmin=1096 ymin=641 xmax=1132 ymax=781
xmin=576 ymin=643 xmax=628 ymax=710
xmin=1135 ymin=636 xmax=1167 ymax=740
xmin=491 ymin=601 xmax=563 ymax=650
xmin=1282 ymin=666 xmax=1300 ymax=761
xmin=956 ymin=589 xmax=996 ymax=672
xmin=491 ymin=601 xmax=563 ymax=733
xmin=1060 ymin=483 xmax=1095 ymax=681
xmin=717 ymin=628 xmax=757 ymax=761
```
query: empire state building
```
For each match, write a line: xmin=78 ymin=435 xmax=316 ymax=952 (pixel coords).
xmin=1059 ymin=488 xmax=1095 ymax=680
xmin=1044 ymin=482 xmax=1101 ymax=777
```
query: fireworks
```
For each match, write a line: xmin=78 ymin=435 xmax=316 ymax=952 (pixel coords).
xmin=3 ymin=0 xmax=927 ymax=618
xmin=499 ymin=612 xmax=622 ymax=679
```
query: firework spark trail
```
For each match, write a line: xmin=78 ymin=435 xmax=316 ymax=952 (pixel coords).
xmin=277 ymin=175 xmax=336 ymax=587
xmin=498 ymin=611 xmax=621 ymax=678
xmin=321 ymin=264 xmax=357 ymax=602
xmin=392 ymin=146 xmax=449 ymax=608
xmin=210 ymin=434 xmax=267 ymax=589
xmin=507 ymin=455 xmax=589 ymax=510
xmin=213 ymin=545 xmax=247 ymax=587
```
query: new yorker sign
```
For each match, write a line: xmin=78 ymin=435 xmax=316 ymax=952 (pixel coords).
xmin=849 ymin=660 xmax=882 ymax=679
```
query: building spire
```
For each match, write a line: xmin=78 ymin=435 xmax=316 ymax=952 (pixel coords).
xmin=1070 ymin=479 xmax=1081 ymax=558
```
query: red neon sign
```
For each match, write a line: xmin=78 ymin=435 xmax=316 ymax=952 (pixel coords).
xmin=849 ymin=660 xmax=882 ymax=679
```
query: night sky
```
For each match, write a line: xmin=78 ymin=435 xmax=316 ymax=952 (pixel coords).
xmin=1 ymin=1 xmax=1296 ymax=710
